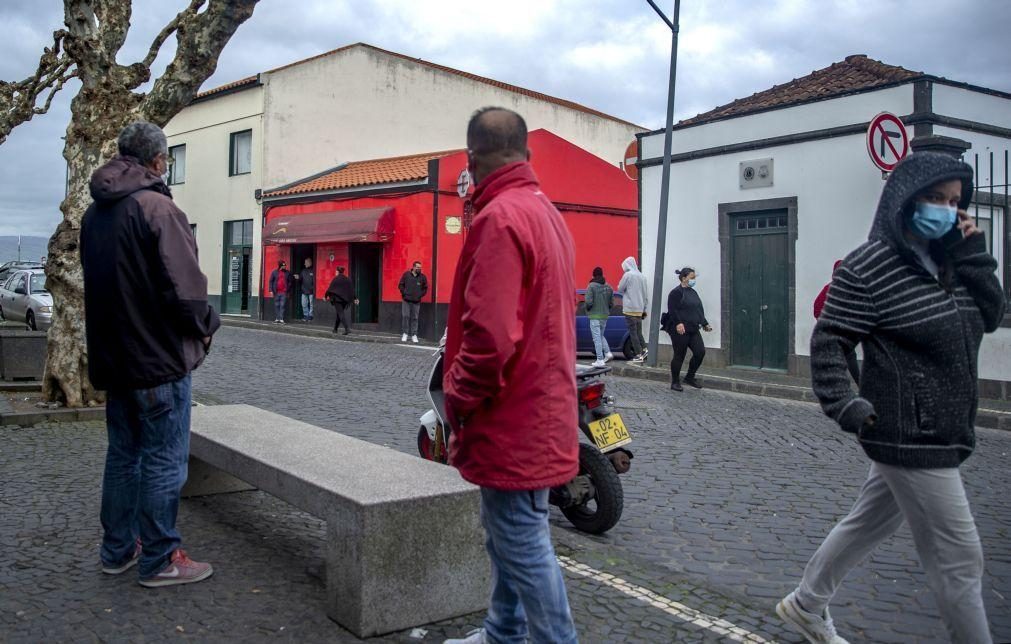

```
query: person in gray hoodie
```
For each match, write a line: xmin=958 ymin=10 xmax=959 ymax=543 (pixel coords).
xmin=585 ymin=266 xmax=614 ymax=367
xmin=616 ymin=256 xmax=649 ymax=361
xmin=777 ymin=152 xmax=1004 ymax=644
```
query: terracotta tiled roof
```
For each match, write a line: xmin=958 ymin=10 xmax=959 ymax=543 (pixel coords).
xmin=193 ymin=75 xmax=259 ymax=100
xmin=264 ymin=149 xmax=462 ymax=197
xmin=679 ymin=55 xmax=924 ymax=127
xmin=196 ymin=42 xmax=643 ymax=129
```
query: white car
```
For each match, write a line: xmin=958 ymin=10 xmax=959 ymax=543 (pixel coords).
xmin=0 ymin=268 xmax=52 ymax=330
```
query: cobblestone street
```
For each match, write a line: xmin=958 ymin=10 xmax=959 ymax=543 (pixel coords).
xmin=3 ymin=325 xmax=1009 ymax=642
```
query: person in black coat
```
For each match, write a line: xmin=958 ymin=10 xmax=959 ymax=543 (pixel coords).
xmin=324 ymin=267 xmax=358 ymax=335
xmin=663 ymin=266 xmax=712 ymax=391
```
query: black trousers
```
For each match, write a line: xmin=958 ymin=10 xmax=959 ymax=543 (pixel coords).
xmin=669 ymin=330 xmax=705 ymax=383
xmin=333 ymin=303 xmax=351 ymax=333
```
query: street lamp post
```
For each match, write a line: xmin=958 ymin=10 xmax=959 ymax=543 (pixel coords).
xmin=644 ymin=0 xmax=681 ymax=368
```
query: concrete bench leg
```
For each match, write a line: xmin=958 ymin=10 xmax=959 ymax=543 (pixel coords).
xmin=324 ymin=490 xmax=490 ymax=637
xmin=181 ymin=456 xmax=257 ymax=497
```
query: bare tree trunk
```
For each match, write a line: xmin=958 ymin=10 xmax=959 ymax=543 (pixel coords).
xmin=33 ymin=0 xmax=259 ymax=406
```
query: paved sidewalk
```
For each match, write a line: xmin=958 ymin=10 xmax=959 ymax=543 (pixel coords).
xmin=1 ymin=420 xmax=787 ymax=643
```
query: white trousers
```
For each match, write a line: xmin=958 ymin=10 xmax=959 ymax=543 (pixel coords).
xmin=796 ymin=461 xmax=990 ymax=643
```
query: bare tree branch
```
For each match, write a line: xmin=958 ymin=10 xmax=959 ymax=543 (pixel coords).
xmin=141 ymin=0 xmax=259 ymax=125
xmin=34 ymin=68 xmax=79 ymax=116
xmin=0 ymin=30 xmax=73 ymax=145
xmin=142 ymin=0 xmax=207 ymax=69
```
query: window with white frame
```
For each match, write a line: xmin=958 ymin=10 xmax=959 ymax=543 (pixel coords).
xmin=168 ymin=144 xmax=186 ymax=185
xmin=229 ymin=130 xmax=252 ymax=176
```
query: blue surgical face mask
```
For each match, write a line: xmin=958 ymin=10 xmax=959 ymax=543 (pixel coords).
xmin=687 ymin=279 xmax=697 ymax=288
xmin=910 ymin=202 xmax=957 ymax=240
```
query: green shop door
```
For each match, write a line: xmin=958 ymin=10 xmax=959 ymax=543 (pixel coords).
xmin=730 ymin=211 xmax=789 ymax=370
xmin=351 ymin=243 xmax=382 ymax=323
xmin=222 ymin=219 xmax=253 ymax=314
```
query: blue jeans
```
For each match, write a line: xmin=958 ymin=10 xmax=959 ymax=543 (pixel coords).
xmin=589 ymin=318 xmax=608 ymax=361
xmin=100 ymin=374 xmax=192 ymax=578
xmin=274 ymin=292 xmax=287 ymax=321
xmin=480 ymin=488 xmax=578 ymax=644
xmin=301 ymin=293 xmax=314 ymax=320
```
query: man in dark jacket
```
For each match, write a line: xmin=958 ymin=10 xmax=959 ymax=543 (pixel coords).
xmin=295 ymin=257 xmax=316 ymax=322
xmin=443 ymin=108 xmax=578 ymax=644
xmin=81 ymin=121 xmax=220 ymax=588
xmin=325 ymin=267 xmax=358 ymax=335
xmin=777 ymin=152 xmax=1004 ymax=644
xmin=398 ymin=261 xmax=428 ymax=343
xmin=268 ymin=261 xmax=293 ymax=324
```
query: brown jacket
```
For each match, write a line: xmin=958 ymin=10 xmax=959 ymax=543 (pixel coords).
xmin=81 ymin=155 xmax=220 ymax=390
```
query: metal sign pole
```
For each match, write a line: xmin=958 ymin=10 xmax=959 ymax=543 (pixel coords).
xmin=645 ymin=0 xmax=680 ymax=367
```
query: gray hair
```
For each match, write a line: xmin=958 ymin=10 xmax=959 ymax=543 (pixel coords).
xmin=117 ymin=121 xmax=167 ymax=165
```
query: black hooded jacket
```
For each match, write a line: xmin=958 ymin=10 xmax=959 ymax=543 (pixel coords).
xmin=81 ymin=156 xmax=220 ymax=390
xmin=325 ymin=274 xmax=355 ymax=305
xmin=811 ymin=152 xmax=1005 ymax=468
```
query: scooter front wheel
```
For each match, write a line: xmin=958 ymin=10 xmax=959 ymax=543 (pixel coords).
xmin=560 ymin=443 xmax=623 ymax=534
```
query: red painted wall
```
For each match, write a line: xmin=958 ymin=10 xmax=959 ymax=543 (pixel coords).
xmin=264 ymin=130 xmax=638 ymax=308
xmin=264 ymin=193 xmax=435 ymax=301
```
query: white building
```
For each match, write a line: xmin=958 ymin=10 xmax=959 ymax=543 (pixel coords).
xmin=638 ymin=55 xmax=1011 ymax=397
xmin=163 ymin=43 xmax=643 ymax=317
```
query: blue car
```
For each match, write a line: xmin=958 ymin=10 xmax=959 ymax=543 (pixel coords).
xmin=575 ymin=289 xmax=635 ymax=360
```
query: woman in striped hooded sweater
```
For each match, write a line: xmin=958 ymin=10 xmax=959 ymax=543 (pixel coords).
xmin=777 ymin=152 xmax=1005 ymax=644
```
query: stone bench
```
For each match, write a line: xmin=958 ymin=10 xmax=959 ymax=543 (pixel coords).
xmin=181 ymin=404 xmax=488 ymax=638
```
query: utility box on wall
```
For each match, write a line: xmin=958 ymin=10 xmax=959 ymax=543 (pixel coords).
xmin=740 ymin=158 xmax=774 ymax=189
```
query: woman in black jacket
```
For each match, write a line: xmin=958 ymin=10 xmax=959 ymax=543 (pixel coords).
xmin=663 ymin=267 xmax=711 ymax=391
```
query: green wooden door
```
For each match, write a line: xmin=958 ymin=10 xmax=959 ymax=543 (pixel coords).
xmin=730 ymin=212 xmax=789 ymax=370
xmin=221 ymin=220 xmax=253 ymax=314
xmin=351 ymin=243 xmax=381 ymax=323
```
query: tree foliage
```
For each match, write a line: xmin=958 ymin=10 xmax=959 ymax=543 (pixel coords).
xmin=0 ymin=0 xmax=259 ymax=406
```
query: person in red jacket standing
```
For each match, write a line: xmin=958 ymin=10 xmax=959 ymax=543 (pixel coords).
xmin=442 ymin=108 xmax=579 ymax=644
xmin=813 ymin=260 xmax=860 ymax=384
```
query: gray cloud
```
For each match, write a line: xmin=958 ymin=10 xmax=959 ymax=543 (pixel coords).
xmin=1 ymin=0 xmax=1008 ymax=237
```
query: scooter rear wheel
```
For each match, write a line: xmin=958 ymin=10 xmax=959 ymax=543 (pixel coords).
xmin=560 ymin=443 xmax=623 ymax=534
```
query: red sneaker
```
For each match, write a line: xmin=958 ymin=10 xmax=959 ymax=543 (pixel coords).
xmin=138 ymin=549 xmax=213 ymax=588
xmin=102 ymin=540 xmax=142 ymax=575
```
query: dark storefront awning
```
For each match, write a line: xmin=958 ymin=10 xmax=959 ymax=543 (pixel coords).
xmin=262 ymin=207 xmax=394 ymax=245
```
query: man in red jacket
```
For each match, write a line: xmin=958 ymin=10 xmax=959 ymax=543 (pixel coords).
xmin=442 ymin=108 xmax=579 ymax=644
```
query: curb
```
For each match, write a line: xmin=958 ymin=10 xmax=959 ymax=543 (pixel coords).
xmin=0 ymin=382 xmax=43 ymax=392
xmin=0 ymin=406 xmax=105 ymax=427
xmin=220 ymin=318 xmax=436 ymax=347
xmin=607 ymin=364 xmax=1010 ymax=431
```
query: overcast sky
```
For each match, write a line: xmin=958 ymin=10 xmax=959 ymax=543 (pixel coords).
xmin=1 ymin=0 xmax=1009 ymax=237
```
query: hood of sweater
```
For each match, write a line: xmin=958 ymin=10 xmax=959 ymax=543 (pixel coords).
xmin=621 ymin=256 xmax=639 ymax=272
xmin=90 ymin=155 xmax=169 ymax=203
xmin=868 ymin=151 xmax=974 ymax=261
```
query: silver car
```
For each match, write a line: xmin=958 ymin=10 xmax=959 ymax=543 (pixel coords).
xmin=0 ymin=269 xmax=53 ymax=330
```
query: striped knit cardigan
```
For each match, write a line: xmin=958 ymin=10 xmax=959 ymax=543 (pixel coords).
xmin=812 ymin=152 xmax=1005 ymax=468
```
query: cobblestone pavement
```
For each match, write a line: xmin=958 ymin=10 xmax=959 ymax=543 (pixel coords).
xmin=3 ymin=325 xmax=1009 ymax=642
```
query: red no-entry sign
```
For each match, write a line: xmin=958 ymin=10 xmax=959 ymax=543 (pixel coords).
xmin=866 ymin=112 xmax=909 ymax=172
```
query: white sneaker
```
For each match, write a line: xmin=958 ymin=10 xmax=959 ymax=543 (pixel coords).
xmin=604 ymin=352 xmax=614 ymax=362
xmin=776 ymin=591 xmax=849 ymax=644
xmin=444 ymin=628 xmax=486 ymax=644
xmin=591 ymin=359 xmax=606 ymax=368
xmin=401 ymin=334 xmax=408 ymax=342
xmin=412 ymin=335 xmax=419 ymax=344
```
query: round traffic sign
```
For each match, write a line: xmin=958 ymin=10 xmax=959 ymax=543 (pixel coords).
xmin=621 ymin=140 xmax=638 ymax=181
xmin=866 ymin=112 xmax=909 ymax=172
xmin=456 ymin=169 xmax=471 ymax=198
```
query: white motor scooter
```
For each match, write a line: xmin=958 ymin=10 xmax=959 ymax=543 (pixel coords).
xmin=416 ymin=332 xmax=633 ymax=535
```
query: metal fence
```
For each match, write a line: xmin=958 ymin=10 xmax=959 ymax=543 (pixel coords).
xmin=970 ymin=149 xmax=1010 ymax=299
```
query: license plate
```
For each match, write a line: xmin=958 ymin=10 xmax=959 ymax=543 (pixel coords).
xmin=588 ymin=413 xmax=632 ymax=452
